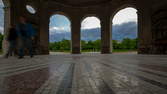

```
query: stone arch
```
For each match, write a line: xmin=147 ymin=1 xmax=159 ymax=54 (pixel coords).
xmin=111 ymin=4 xmax=137 ymax=22
xmin=25 ymin=4 xmax=37 ymax=15
xmin=110 ymin=5 xmax=138 ymax=53
xmin=81 ymin=15 xmax=101 ymax=29
xmin=80 ymin=15 xmax=102 ymax=53
xmin=49 ymin=11 xmax=72 ymax=22
xmin=48 ymin=12 xmax=72 ymax=53
xmin=81 ymin=14 xmax=101 ymax=23
xmin=37 ymin=10 xmax=73 ymax=54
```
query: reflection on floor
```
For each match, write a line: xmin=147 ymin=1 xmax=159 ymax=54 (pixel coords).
xmin=0 ymin=53 xmax=167 ymax=94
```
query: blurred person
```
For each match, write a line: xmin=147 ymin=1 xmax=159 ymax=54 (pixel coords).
xmin=5 ymin=25 xmax=18 ymax=58
xmin=16 ymin=16 xmax=36 ymax=59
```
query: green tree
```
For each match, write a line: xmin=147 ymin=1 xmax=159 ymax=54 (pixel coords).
xmin=112 ymin=38 xmax=138 ymax=52
xmin=122 ymin=38 xmax=131 ymax=49
xmin=93 ymin=39 xmax=101 ymax=51
xmin=113 ymin=40 xmax=119 ymax=49
xmin=59 ymin=39 xmax=71 ymax=51
xmin=49 ymin=38 xmax=137 ymax=52
xmin=49 ymin=42 xmax=61 ymax=51
xmin=86 ymin=41 xmax=94 ymax=51
xmin=133 ymin=38 xmax=138 ymax=49
xmin=81 ymin=40 xmax=87 ymax=50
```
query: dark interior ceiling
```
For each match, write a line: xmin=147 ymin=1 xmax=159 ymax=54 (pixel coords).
xmin=49 ymin=0 xmax=112 ymax=7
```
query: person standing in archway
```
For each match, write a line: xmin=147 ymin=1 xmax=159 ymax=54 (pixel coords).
xmin=5 ymin=25 xmax=18 ymax=58
xmin=16 ymin=16 xmax=36 ymax=59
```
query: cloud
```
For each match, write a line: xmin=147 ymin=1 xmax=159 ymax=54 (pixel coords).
xmin=0 ymin=0 xmax=4 ymax=6
xmin=0 ymin=26 xmax=3 ymax=30
xmin=81 ymin=17 xmax=101 ymax=30
xmin=0 ymin=26 xmax=4 ymax=34
xmin=49 ymin=27 xmax=63 ymax=34
xmin=49 ymin=26 xmax=70 ymax=34
xmin=49 ymin=26 xmax=70 ymax=31
xmin=113 ymin=8 xmax=137 ymax=25
xmin=49 ymin=27 xmax=60 ymax=31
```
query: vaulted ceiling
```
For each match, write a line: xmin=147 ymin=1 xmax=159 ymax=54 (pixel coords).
xmin=47 ymin=0 xmax=112 ymax=7
xmin=50 ymin=0 xmax=111 ymax=4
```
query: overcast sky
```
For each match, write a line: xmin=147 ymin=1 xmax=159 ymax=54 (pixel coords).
xmin=81 ymin=8 xmax=137 ymax=29
xmin=0 ymin=0 xmax=3 ymax=6
xmin=50 ymin=7 xmax=137 ymax=31
xmin=0 ymin=0 xmax=4 ymax=33
xmin=113 ymin=8 xmax=137 ymax=25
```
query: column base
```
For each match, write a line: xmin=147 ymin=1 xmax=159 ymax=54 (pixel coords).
xmin=101 ymin=52 xmax=111 ymax=54
xmin=72 ymin=47 xmax=81 ymax=54
xmin=36 ymin=46 xmax=49 ymax=55
xmin=101 ymin=46 xmax=111 ymax=54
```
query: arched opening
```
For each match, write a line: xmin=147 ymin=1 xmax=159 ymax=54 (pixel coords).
xmin=81 ymin=16 xmax=101 ymax=53
xmin=0 ymin=0 xmax=4 ymax=54
xmin=26 ymin=5 xmax=36 ymax=14
xmin=111 ymin=7 xmax=138 ymax=53
xmin=49 ymin=14 xmax=71 ymax=54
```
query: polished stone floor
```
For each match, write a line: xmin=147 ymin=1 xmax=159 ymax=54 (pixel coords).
xmin=0 ymin=53 xmax=167 ymax=94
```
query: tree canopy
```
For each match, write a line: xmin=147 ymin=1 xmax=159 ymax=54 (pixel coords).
xmin=49 ymin=38 xmax=138 ymax=52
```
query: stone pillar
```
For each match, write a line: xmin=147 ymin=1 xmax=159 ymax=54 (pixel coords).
xmin=2 ymin=6 xmax=11 ymax=56
xmin=100 ymin=15 xmax=111 ymax=54
xmin=110 ymin=22 xmax=113 ymax=53
xmin=38 ymin=17 xmax=49 ymax=55
xmin=38 ymin=4 xmax=49 ymax=55
xmin=71 ymin=16 xmax=81 ymax=54
xmin=137 ymin=0 xmax=152 ymax=54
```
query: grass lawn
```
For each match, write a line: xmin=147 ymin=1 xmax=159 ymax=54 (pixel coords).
xmin=50 ymin=50 xmax=71 ymax=53
xmin=50 ymin=49 xmax=137 ymax=53
xmin=113 ymin=49 xmax=137 ymax=53
xmin=82 ymin=50 xmax=100 ymax=52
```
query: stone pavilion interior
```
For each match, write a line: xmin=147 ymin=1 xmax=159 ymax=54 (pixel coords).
xmin=0 ymin=0 xmax=167 ymax=94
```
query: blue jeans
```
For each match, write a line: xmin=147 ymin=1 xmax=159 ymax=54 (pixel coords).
xmin=18 ymin=37 xmax=33 ymax=57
